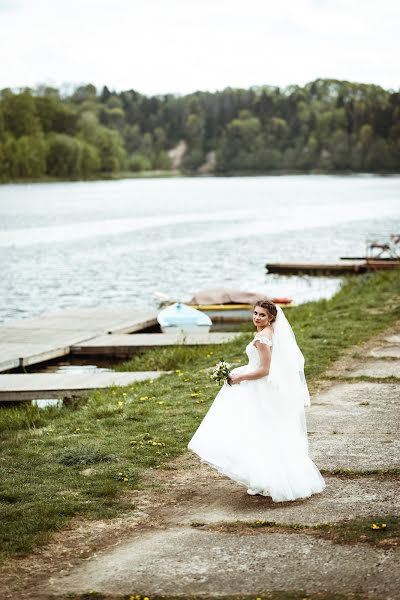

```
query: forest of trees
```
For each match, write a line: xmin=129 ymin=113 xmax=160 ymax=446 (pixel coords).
xmin=0 ymin=78 xmax=399 ymax=182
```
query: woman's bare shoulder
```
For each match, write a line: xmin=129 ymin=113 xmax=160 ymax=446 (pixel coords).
xmin=254 ymin=326 xmax=273 ymax=346
xmin=255 ymin=326 xmax=273 ymax=339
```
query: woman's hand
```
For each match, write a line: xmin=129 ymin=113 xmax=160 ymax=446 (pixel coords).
xmin=229 ymin=373 xmax=244 ymax=385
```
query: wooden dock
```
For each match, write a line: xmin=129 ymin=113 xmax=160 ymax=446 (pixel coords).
xmin=0 ymin=308 xmax=158 ymax=372
xmin=71 ymin=332 xmax=242 ymax=357
xmin=0 ymin=371 xmax=165 ymax=402
xmin=0 ymin=307 xmax=243 ymax=412
xmin=266 ymin=260 xmax=400 ymax=276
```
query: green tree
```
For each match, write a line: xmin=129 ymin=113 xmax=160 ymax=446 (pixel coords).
xmin=0 ymin=135 xmax=15 ymax=179
xmin=330 ymin=130 xmax=351 ymax=170
xmin=1 ymin=90 xmax=41 ymax=137
xmin=216 ymin=111 xmax=266 ymax=172
xmin=1 ymin=77 xmax=399 ymax=181
xmin=0 ymin=106 xmax=5 ymax=141
xmin=14 ymin=135 xmax=47 ymax=178
xmin=46 ymin=133 xmax=82 ymax=177
xmin=182 ymin=114 xmax=205 ymax=170
xmin=100 ymin=106 xmax=125 ymax=130
xmin=366 ymin=137 xmax=394 ymax=171
xmin=97 ymin=127 xmax=127 ymax=172
xmin=129 ymin=153 xmax=152 ymax=172
xmin=35 ymin=96 xmax=77 ymax=134
xmin=123 ymin=124 xmax=142 ymax=153
xmin=78 ymin=111 xmax=100 ymax=145
xmin=80 ymin=142 xmax=101 ymax=176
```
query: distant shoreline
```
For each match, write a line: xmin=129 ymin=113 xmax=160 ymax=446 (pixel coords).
xmin=1 ymin=169 xmax=400 ymax=186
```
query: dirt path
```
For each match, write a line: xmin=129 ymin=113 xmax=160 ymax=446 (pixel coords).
xmin=1 ymin=323 xmax=400 ymax=599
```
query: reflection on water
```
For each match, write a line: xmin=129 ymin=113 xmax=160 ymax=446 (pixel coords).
xmin=27 ymin=360 xmax=116 ymax=408
xmin=37 ymin=363 xmax=114 ymax=374
xmin=23 ymin=356 xmax=117 ymax=376
xmin=1 ymin=175 xmax=399 ymax=323
xmin=32 ymin=399 xmax=63 ymax=409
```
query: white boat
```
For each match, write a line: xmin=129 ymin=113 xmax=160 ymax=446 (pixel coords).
xmin=157 ymin=302 xmax=212 ymax=334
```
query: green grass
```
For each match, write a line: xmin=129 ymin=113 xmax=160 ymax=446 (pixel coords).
xmin=0 ymin=270 xmax=399 ymax=562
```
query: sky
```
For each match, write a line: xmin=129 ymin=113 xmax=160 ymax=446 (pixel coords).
xmin=0 ymin=0 xmax=399 ymax=96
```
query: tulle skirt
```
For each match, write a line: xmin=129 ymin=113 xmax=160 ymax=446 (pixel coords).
xmin=188 ymin=367 xmax=326 ymax=502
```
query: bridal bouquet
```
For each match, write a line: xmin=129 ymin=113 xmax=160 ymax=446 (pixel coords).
xmin=211 ymin=360 xmax=231 ymax=386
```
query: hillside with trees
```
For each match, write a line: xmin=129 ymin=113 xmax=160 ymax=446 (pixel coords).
xmin=0 ymin=78 xmax=399 ymax=181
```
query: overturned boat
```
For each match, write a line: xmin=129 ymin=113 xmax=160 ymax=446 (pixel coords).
xmin=157 ymin=302 xmax=212 ymax=334
xmin=187 ymin=287 xmax=292 ymax=324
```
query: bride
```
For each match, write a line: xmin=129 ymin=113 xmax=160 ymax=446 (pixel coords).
xmin=188 ymin=299 xmax=326 ymax=502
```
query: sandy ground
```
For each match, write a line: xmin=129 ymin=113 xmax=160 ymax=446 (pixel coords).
xmin=1 ymin=323 xmax=399 ymax=600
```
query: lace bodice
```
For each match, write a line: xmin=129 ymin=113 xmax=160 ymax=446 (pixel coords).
xmin=253 ymin=335 xmax=273 ymax=347
xmin=245 ymin=336 xmax=273 ymax=369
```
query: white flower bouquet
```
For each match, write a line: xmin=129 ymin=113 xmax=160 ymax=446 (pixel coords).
xmin=211 ymin=360 xmax=231 ymax=386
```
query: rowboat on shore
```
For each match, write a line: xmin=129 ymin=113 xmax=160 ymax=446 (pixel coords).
xmin=187 ymin=288 xmax=293 ymax=323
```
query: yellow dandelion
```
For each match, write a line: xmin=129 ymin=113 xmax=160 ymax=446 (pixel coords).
xmin=140 ymin=396 xmax=149 ymax=400
xmin=123 ymin=477 xmax=129 ymax=482
xmin=158 ymin=401 xmax=165 ymax=405
xmin=117 ymin=401 xmax=124 ymax=406
xmin=371 ymin=522 xmax=387 ymax=530
xmin=175 ymin=369 xmax=181 ymax=373
xmin=191 ymin=393 xmax=199 ymax=397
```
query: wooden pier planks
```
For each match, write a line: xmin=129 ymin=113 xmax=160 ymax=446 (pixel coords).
xmin=0 ymin=371 xmax=165 ymax=401
xmin=266 ymin=260 xmax=366 ymax=275
xmin=266 ymin=260 xmax=400 ymax=275
xmin=0 ymin=308 xmax=158 ymax=372
xmin=71 ymin=332 xmax=242 ymax=356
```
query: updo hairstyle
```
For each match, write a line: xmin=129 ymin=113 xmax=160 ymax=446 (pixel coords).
xmin=254 ymin=299 xmax=277 ymax=324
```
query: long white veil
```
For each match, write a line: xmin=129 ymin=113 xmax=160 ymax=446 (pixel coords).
xmin=268 ymin=306 xmax=311 ymax=408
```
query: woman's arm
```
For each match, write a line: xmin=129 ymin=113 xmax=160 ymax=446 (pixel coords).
xmin=229 ymin=341 xmax=271 ymax=384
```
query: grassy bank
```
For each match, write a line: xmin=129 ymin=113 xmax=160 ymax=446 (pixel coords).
xmin=0 ymin=270 xmax=399 ymax=562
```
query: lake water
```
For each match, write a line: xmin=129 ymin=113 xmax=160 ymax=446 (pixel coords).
xmin=1 ymin=175 xmax=399 ymax=324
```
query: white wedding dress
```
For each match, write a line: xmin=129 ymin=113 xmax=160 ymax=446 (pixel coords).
xmin=188 ymin=330 xmax=326 ymax=502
